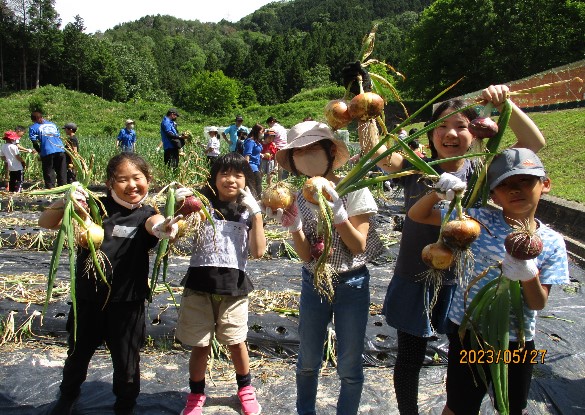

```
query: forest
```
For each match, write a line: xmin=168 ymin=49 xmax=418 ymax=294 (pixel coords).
xmin=0 ymin=0 xmax=584 ymax=116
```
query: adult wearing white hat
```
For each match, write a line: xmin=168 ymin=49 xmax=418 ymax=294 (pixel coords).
xmin=205 ymin=126 xmax=221 ymax=165
xmin=269 ymin=121 xmax=383 ymax=415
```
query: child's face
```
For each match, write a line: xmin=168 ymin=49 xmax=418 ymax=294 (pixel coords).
xmin=293 ymin=142 xmax=332 ymax=177
xmin=109 ymin=160 xmax=150 ymax=205
xmin=491 ymin=175 xmax=550 ymax=220
xmin=215 ymin=168 xmax=246 ymax=202
xmin=431 ymin=109 xmax=474 ymax=159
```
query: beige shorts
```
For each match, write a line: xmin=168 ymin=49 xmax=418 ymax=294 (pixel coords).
xmin=175 ymin=289 xmax=249 ymax=347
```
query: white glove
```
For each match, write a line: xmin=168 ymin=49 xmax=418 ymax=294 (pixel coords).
xmin=264 ymin=202 xmax=303 ymax=232
xmin=435 ymin=173 xmax=466 ymax=201
xmin=502 ymin=253 xmax=539 ymax=282
xmin=175 ymin=187 xmax=193 ymax=203
xmin=239 ymin=187 xmax=261 ymax=216
xmin=321 ymin=182 xmax=348 ymax=225
xmin=152 ymin=215 xmax=182 ymax=239
xmin=68 ymin=182 xmax=89 ymax=212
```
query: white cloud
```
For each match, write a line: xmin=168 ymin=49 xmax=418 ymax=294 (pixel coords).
xmin=54 ymin=0 xmax=275 ymax=33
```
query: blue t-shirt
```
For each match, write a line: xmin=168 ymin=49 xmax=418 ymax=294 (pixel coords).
xmin=29 ymin=121 xmax=65 ymax=157
xmin=117 ymin=128 xmax=136 ymax=147
xmin=243 ymin=138 xmax=262 ymax=172
xmin=160 ymin=116 xmax=179 ymax=150
xmin=445 ymin=207 xmax=569 ymax=341
xmin=224 ymin=124 xmax=248 ymax=152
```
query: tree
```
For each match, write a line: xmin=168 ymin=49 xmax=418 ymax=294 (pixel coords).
xmin=62 ymin=15 xmax=87 ymax=90
xmin=28 ymin=0 xmax=61 ymax=88
xmin=177 ymin=70 xmax=239 ymax=116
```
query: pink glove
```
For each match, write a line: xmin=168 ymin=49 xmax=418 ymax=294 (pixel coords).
xmin=263 ymin=201 xmax=302 ymax=232
xmin=502 ymin=253 xmax=539 ymax=282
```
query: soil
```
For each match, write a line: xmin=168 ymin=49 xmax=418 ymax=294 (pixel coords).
xmin=0 ymin=191 xmax=584 ymax=414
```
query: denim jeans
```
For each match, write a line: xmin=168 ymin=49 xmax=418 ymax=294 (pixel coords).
xmin=296 ymin=266 xmax=370 ymax=415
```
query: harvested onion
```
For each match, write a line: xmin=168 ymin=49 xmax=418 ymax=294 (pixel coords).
xmin=421 ymin=242 xmax=454 ymax=270
xmin=302 ymin=176 xmax=334 ymax=205
xmin=441 ymin=217 xmax=481 ymax=249
xmin=469 ymin=116 xmax=498 ymax=139
xmin=76 ymin=220 xmax=105 ymax=250
xmin=176 ymin=195 xmax=203 ymax=216
xmin=348 ymin=92 xmax=384 ymax=121
xmin=324 ymin=99 xmax=352 ymax=130
xmin=261 ymin=182 xmax=294 ymax=211
xmin=505 ymin=225 xmax=543 ymax=260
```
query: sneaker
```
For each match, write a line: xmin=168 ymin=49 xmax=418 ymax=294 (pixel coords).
xmin=180 ymin=393 xmax=206 ymax=415
xmin=237 ymin=386 xmax=261 ymax=415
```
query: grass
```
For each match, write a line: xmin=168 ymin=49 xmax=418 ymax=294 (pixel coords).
xmin=0 ymin=86 xmax=583 ymax=202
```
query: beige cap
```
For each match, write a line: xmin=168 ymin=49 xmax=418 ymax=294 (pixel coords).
xmin=275 ymin=121 xmax=349 ymax=172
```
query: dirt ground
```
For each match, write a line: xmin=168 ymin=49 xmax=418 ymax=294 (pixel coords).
xmin=0 ymin=194 xmax=584 ymax=414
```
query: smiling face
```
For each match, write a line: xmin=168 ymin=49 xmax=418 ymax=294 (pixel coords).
xmin=491 ymin=175 xmax=550 ymax=223
xmin=431 ymin=109 xmax=475 ymax=161
xmin=109 ymin=160 xmax=150 ymax=205
xmin=215 ymin=168 xmax=246 ymax=202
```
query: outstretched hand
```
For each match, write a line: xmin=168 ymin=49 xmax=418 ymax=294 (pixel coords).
xmin=152 ymin=215 xmax=182 ymax=239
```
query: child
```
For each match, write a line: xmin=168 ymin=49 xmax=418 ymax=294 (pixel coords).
xmin=39 ymin=153 xmax=179 ymax=415
xmin=204 ymin=126 xmax=221 ymax=165
xmin=1 ymin=130 xmax=26 ymax=192
xmin=63 ymin=122 xmax=79 ymax=183
xmin=354 ymin=84 xmax=546 ymax=414
xmin=266 ymin=121 xmax=383 ymax=414
xmin=260 ymin=129 xmax=278 ymax=187
xmin=408 ymin=148 xmax=569 ymax=415
xmin=175 ymin=152 xmax=266 ymax=415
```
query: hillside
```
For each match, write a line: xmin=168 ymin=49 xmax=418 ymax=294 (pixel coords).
xmin=1 ymin=86 xmax=583 ymax=203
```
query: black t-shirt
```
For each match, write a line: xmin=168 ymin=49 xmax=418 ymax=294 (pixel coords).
xmin=183 ymin=198 xmax=254 ymax=296
xmin=75 ymin=195 xmax=158 ymax=303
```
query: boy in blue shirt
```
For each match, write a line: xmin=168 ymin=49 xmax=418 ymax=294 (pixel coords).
xmin=408 ymin=148 xmax=569 ymax=415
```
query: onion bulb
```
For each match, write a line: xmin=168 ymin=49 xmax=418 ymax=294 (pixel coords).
xmin=311 ymin=237 xmax=326 ymax=260
xmin=469 ymin=117 xmax=498 ymax=139
xmin=302 ymin=176 xmax=334 ymax=205
xmin=421 ymin=242 xmax=454 ymax=270
xmin=76 ymin=220 xmax=105 ymax=250
xmin=348 ymin=92 xmax=384 ymax=121
xmin=175 ymin=195 xmax=203 ymax=216
xmin=441 ymin=218 xmax=481 ymax=249
xmin=261 ymin=182 xmax=294 ymax=211
xmin=505 ymin=226 xmax=543 ymax=260
xmin=176 ymin=219 xmax=188 ymax=238
xmin=324 ymin=99 xmax=352 ymax=130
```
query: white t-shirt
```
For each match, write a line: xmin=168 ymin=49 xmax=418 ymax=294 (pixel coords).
xmin=207 ymin=136 xmax=220 ymax=157
xmin=271 ymin=122 xmax=288 ymax=150
xmin=1 ymin=142 xmax=23 ymax=171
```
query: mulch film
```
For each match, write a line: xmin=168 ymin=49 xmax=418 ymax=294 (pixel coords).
xmin=0 ymin=192 xmax=583 ymax=414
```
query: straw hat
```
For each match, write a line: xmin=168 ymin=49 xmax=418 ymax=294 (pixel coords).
xmin=275 ymin=121 xmax=350 ymax=172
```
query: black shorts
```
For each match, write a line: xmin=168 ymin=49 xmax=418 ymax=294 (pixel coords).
xmin=446 ymin=327 xmax=535 ymax=415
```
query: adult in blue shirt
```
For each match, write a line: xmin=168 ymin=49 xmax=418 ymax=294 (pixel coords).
xmin=117 ymin=119 xmax=137 ymax=153
xmin=29 ymin=110 xmax=67 ymax=189
xmin=222 ymin=115 xmax=248 ymax=153
xmin=243 ymin=123 xmax=264 ymax=197
xmin=160 ymin=108 xmax=185 ymax=169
